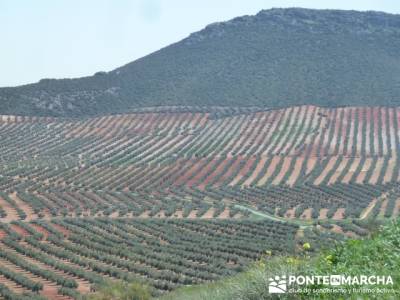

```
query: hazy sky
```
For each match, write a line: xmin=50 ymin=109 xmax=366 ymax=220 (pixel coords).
xmin=1 ymin=0 xmax=400 ymax=87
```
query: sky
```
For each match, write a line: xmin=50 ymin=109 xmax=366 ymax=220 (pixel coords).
xmin=1 ymin=0 xmax=400 ymax=87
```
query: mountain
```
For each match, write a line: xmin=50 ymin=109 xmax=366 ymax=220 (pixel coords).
xmin=1 ymin=8 xmax=400 ymax=117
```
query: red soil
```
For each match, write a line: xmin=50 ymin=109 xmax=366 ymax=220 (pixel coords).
xmin=300 ymin=208 xmax=312 ymax=220
xmin=214 ymin=156 xmax=244 ymax=186
xmin=332 ymin=208 xmax=345 ymax=220
xmin=174 ymin=158 xmax=206 ymax=186
xmin=272 ymin=157 xmax=293 ymax=185
xmin=186 ymin=158 xmax=221 ymax=187
xmin=229 ymin=156 xmax=257 ymax=186
xmin=318 ymin=208 xmax=328 ymax=220
xmin=372 ymin=107 xmax=380 ymax=155
xmin=369 ymin=157 xmax=384 ymax=184
xmin=30 ymin=224 xmax=50 ymax=239
xmin=286 ymin=157 xmax=305 ymax=186
xmin=51 ymin=223 xmax=70 ymax=237
xmin=243 ymin=156 xmax=268 ymax=186
xmin=345 ymin=108 xmax=356 ymax=156
xmin=284 ymin=207 xmax=296 ymax=219
xmin=199 ymin=158 xmax=234 ymax=189
xmin=9 ymin=224 xmax=29 ymax=237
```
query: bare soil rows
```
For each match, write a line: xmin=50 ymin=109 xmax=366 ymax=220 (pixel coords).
xmin=256 ymin=156 xmax=281 ymax=186
xmin=372 ymin=107 xmax=380 ymax=155
xmin=330 ymin=224 xmax=358 ymax=238
xmin=272 ymin=157 xmax=293 ymax=185
xmin=243 ymin=156 xmax=268 ymax=186
xmin=345 ymin=108 xmax=356 ymax=156
xmin=9 ymin=224 xmax=29 ymax=237
xmin=355 ymin=158 xmax=373 ymax=184
xmin=380 ymin=108 xmax=388 ymax=155
xmin=199 ymin=158 xmax=233 ymax=189
xmin=286 ymin=157 xmax=304 ymax=186
xmin=217 ymin=208 xmax=230 ymax=219
xmin=393 ymin=199 xmax=400 ymax=217
xmin=341 ymin=158 xmax=361 ymax=184
xmin=19 ymin=241 xmax=91 ymax=294
xmin=284 ymin=207 xmax=296 ymax=219
xmin=338 ymin=109 xmax=350 ymax=155
xmin=10 ymin=192 xmax=37 ymax=221
xmin=29 ymin=224 xmax=50 ymax=239
xmin=0 ymin=196 xmax=18 ymax=222
xmin=214 ymin=157 xmax=243 ymax=186
xmin=313 ymin=156 xmax=337 ymax=185
xmin=332 ymin=208 xmax=345 ymax=220
xmin=0 ymin=273 xmax=31 ymax=295
xmin=50 ymin=223 xmax=70 ymax=237
xmin=305 ymin=157 xmax=318 ymax=175
xmin=328 ymin=158 xmax=350 ymax=185
xmin=383 ymin=156 xmax=396 ymax=183
xmin=229 ymin=156 xmax=257 ymax=186
xmin=318 ymin=208 xmax=328 ymax=220
xmin=0 ymin=256 xmax=72 ymax=300
xmin=369 ymin=157 xmax=385 ymax=184
xmin=201 ymin=208 xmax=215 ymax=219
xmin=300 ymin=208 xmax=312 ymax=220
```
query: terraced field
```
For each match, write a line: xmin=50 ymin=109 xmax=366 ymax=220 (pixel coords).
xmin=0 ymin=105 xmax=399 ymax=299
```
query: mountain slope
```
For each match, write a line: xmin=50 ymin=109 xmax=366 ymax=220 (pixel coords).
xmin=1 ymin=8 xmax=400 ymax=117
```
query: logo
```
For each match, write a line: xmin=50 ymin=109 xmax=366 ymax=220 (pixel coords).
xmin=269 ymin=275 xmax=287 ymax=293
xmin=267 ymin=274 xmax=394 ymax=294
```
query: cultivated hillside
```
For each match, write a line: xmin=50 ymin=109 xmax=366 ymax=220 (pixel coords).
xmin=1 ymin=8 xmax=400 ymax=116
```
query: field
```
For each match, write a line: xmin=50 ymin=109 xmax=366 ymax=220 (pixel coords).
xmin=0 ymin=105 xmax=399 ymax=299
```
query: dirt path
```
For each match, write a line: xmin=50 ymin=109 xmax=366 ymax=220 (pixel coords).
xmin=234 ymin=205 xmax=312 ymax=228
xmin=360 ymin=197 xmax=381 ymax=219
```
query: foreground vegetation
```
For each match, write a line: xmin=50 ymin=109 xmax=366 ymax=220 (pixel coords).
xmin=159 ymin=220 xmax=400 ymax=300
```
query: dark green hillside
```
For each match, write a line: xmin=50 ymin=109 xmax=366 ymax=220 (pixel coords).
xmin=1 ymin=8 xmax=400 ymax=116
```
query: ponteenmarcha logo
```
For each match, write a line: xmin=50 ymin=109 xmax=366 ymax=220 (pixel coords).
xmin=268 ymin=275 xmax=287 ymax=293
xmin=268 ymin=275 xmax=394 ymax=294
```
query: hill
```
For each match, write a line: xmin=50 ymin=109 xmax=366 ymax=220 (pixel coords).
xmin=1 ymin=8 xmax=400 ymax=117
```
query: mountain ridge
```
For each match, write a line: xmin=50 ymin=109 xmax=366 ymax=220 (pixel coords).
xmin=1 ymin=7 xmax=400 ymax=117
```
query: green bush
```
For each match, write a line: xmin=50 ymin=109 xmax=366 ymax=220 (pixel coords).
xmin=86 ymin=281 xmax=151 ymax=300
